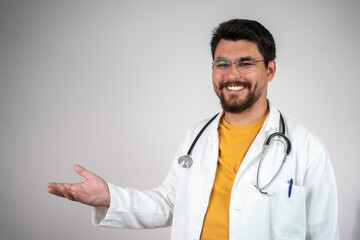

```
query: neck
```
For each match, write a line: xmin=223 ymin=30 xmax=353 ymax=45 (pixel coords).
xmin=224 ymin=99 xmax=269 ymax=125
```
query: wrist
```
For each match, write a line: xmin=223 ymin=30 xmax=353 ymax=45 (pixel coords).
xmin=100 ymin=183 xmax=110 ymax=208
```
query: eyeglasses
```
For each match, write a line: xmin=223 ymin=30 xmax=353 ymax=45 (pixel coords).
xmin=212 ymin=57 xmax=265 ymax=74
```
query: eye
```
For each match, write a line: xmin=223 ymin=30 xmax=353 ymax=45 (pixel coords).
xmin=237 ymin=61 xmax=255 ymax=67
xmin=215 ymin=61 xmax=230 ymax=68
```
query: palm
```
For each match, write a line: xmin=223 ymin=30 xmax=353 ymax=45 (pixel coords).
xmin=47 ymin=165 xmax=110 ymax=207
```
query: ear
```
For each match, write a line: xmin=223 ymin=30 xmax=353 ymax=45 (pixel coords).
xmin=266 ymin=60 xmax=276 ymax=83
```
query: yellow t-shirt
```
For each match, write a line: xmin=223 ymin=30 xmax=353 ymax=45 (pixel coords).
xmin=200 ymin=113 xmax=268 ymax=240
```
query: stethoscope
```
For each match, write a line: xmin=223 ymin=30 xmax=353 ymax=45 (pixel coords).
xmin=178 ymin=111 xmax=291 ymax=194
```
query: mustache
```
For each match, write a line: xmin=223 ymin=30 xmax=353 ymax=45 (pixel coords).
xmin=219 ymin=81 xmax=252 ymax=90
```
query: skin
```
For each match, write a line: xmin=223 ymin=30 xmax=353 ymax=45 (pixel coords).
xmin=212 ymin=39 xmax=276 ymax=125
xmin=47 ymin=39 xmax=276 ymax=207
xmin=47 ymin=165 xmax=110 ymax=207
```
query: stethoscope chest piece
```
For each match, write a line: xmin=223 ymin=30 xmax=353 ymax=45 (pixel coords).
xmin=178 ymin=155 xmax=193 ymax=168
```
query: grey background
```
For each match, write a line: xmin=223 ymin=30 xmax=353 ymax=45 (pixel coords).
xmin=0 ymin=0 xmax=359 ymax=239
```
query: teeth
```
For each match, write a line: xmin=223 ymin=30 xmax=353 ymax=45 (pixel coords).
xmin=227 ymin=85 xmax=244 ymax=91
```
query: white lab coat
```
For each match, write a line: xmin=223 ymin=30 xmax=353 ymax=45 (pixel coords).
xmin=92 ymin=104 xmax=339 ymax=240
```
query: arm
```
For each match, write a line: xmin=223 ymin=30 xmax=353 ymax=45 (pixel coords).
xmin=92 ymin=172 xmax=178 ymax=229
xmin=47 ymin=125 xmax=197 ymax=229
xmin=47 ymin=162 xmax=180 ymax=229
xmin=91 ymin=127 xmax=196 ymax=229
xmin=91 ymin=142 xmax=182 ymax=229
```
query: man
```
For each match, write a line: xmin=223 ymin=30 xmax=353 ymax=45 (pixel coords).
xmin=47 ymin=19 xmax=338 ymax=239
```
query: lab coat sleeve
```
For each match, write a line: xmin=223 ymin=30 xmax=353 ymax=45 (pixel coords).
xmin=91 ymin=183 xmax=175 ymax=228
xmin=303 ymin=139 xmax=339 ymax=240
xmin=91 ymin=137 xmax=187 ymax=229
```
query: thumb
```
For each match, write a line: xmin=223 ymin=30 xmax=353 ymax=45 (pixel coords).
xmin=73 ymin=165 xmax=93 ymax=179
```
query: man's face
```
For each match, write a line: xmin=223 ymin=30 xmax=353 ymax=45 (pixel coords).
xmin=212 ymin=39 xmax=275 ymax=114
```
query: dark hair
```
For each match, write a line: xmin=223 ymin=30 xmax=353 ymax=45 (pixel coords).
xmin=210 ymin=19 xmax=276 ymax=67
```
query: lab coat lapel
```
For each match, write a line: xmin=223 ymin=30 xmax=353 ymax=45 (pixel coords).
xmin=235 ymin=104 xmax=281 ymax=181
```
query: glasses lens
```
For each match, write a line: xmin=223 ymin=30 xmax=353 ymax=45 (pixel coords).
xmin=214 ymin=59 xmax=230 ymax=71
xmin=236 ymin=59 xmax=256 ymax=74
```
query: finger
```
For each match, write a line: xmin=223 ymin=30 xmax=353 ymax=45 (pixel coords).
xmin=47 ymin=182 xmax=77 ymax=201
xmin=73 ymin=165 xmax=94 ymax=179
xmin=47 ymin=182 xmax=66 ymax=198
xmin=62 ymin=184 xmax=76 ymax=201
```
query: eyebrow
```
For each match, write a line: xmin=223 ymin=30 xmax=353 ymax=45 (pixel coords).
xmin=215 ymin=57 xmax=229 ymax=62
xmin=237 ymin=57 xmax=255 ymax=61
xmin=215 ymin=56 xmax=255 ymax=62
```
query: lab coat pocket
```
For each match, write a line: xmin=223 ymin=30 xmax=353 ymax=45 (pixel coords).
xmin=274 ymin=182 xmax=306 ymax=240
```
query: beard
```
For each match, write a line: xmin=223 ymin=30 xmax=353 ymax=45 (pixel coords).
xmin=217 ymin=81 xmax=263 ymax=113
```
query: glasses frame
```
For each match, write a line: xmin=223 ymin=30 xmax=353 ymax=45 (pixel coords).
xmin=212 ymin=57 xmax=266 ymax=74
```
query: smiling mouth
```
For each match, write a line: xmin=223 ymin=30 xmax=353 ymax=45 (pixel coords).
xmin=220 ymin=80 xmax=251 ymax=92
xmin=226 ymin=85 xmax=244 ymax=91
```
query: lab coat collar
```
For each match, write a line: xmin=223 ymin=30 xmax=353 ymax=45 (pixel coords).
xmin=264 ymin=102 xmax=281 ymax=135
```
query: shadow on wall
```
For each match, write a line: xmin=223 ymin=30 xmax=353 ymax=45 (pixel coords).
xmin=353 ymin=202 xmax=360 ymax=240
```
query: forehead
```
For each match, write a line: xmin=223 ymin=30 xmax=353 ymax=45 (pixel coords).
xmin=214 ymin=39 xmax=262 ymax=60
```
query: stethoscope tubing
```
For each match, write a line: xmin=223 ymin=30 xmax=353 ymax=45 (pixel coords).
xmin=178 ymin=113 xmax=219 ymax=168
xmin=255 ymin=113 xmax=291 ymax=194
xmin=186 ymin=113 xmax=219 ymax=156
xmin=178 ymin=111 xmax=292 ymax=195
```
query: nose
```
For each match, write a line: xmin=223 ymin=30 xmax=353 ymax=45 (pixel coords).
xmin=227 ymin=62 xmax=242 ymax=79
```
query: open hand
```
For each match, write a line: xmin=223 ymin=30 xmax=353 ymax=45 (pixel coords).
xmin=47 ymin=165 xmax=110 ymax=207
